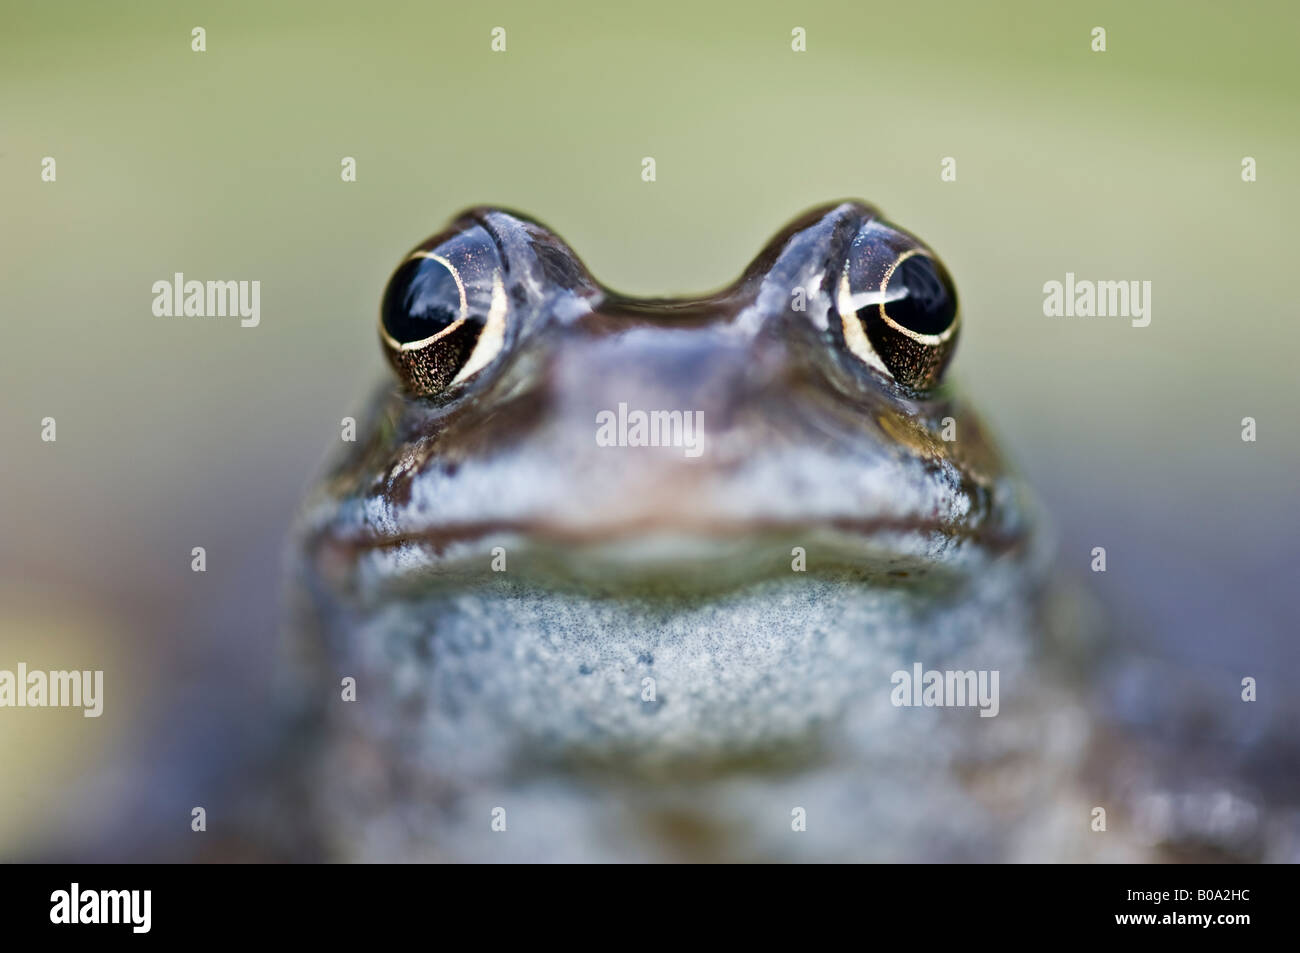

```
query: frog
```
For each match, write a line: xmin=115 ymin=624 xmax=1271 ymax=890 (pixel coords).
xmin=281 ymin=201 xmax=1287 ymax=862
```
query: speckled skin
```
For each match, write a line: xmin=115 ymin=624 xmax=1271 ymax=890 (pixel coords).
xmin=284 ymin=204 xmax=1289 ymax=862
xmin=294 ymin=564 xmax=1115 ymax=862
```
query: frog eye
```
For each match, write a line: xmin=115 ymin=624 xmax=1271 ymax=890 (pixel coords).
xmin=380 ymin=224 xmax=509 ymax=397
xmin=836 ymin=229 xmax=959 ymax=391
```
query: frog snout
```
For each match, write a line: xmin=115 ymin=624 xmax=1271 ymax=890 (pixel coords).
xmin=547 ymin=328 xmax=786 ymax=454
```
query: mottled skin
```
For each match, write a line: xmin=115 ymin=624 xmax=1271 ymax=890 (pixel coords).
xmin=283 ymin=203 xmax=1286 ymax=862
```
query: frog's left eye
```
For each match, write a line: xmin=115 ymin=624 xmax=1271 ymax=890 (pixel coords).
xmin=380 ymin=224 xmax=509 ymax=397
xmin=835 ymin=225 xmax=959 ymax=391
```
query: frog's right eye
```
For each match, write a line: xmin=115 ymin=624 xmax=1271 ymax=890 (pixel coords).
xmin=834 ymin=221 xmax=960 ymax=392
xmin=380 ymin=225 xmax=509 ymax=397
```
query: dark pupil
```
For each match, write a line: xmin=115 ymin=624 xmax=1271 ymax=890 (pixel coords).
xmin=884 ymin=255 xmax=955 ymax=336
xmin=381 ymin=256 xmax=462 ymax=344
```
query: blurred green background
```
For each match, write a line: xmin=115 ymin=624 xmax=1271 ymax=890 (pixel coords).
xmin=1 ymin=0 xmax=1297 ymax=858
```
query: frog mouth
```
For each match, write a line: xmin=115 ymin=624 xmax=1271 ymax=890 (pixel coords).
xmin=302 ymin=372 xmax=1038 ymax=593
xmin=311 ymin=509 xmax=1032 ymax=596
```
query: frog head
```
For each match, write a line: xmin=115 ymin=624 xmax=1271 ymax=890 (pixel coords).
xmin=302 ymin=202 xmax=1032 ymax=593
